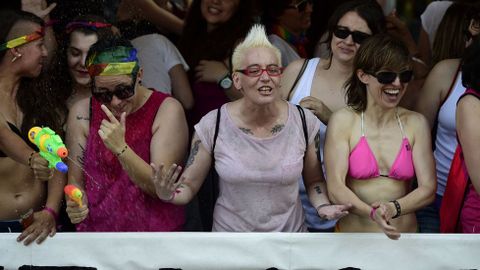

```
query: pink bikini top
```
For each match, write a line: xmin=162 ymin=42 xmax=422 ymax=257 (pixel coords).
xmin=348 ymin=111 xmax=415 ymax=181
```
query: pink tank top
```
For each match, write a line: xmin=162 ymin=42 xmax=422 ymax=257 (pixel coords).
xmin=348 ymin=111 xmax=415 ymax=181
xmin=77 ymin=91 xmax=184 ymax=232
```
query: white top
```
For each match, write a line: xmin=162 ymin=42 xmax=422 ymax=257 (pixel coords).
xmin=131 ymin=33 xmax=189 ymax=94
xmin=420 ymin=1 xmax=453 ymax=48
xmin=434 ymin=69 xmax=465 ymax=196
xmin=289 ymin=57 xmax=336 ymax=230
xmin=195 ymin=102 xmax=320 ymax=232
xmin=269 ymin=34 xmax=301 ymax=67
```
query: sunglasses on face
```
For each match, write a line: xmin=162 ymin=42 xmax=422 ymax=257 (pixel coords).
xmin=366 ymin=70 xmax=414 ymax=84
xmin=92 ymin=81 xmax=136 ymax=103
xmin=287 ymin=0 xmax=313 ymax=13
xmin=235 ymin=64 xmax=283 ymax=77
xmin=333 ymin=27 xmax=371 ymax=44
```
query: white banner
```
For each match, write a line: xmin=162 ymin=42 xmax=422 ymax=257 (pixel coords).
xmin=1 ymin=233 xmax=479 ymax=270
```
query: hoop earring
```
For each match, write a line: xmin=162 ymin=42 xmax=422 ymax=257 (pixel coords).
xmin=11 ymin=53 xmax=22 ymax=63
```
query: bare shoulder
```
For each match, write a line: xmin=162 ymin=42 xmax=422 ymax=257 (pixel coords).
xmin=329 ymin=107 xmax=357 ymax=131
xmin=428 ymin=58 xmax=460 ymax=83
xmin=153 ymin=96 xmax=186 ymax=128
xmin=398 ymin=107 xmax=429 ymax=132
xmin=281 ymin=58 xmax=308 ymax=98
xmin=157 ymin=96 xmax=184 ymax=115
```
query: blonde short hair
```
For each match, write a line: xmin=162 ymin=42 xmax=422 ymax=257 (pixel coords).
xmin=231 ymin=24 xmax=282 ymax=71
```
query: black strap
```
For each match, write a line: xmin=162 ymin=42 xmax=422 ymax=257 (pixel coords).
xmin=212 ymin=107 xmax=221 ymax=153
xmin=296 ymin=105 xmax=308 ymax=151
xmin=287 ymin=58 xmax=310 ymax=101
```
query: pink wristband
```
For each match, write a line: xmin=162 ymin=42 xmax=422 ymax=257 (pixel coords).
xmin=43 ymin=206 xmax=58 ymax=222
xmin=370 ymin=207 xmax=378 ymax=221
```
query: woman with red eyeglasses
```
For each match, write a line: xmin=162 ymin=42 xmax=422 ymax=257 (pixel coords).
xmin=325 ymin=34 xmax=436 ymax=240
xmin=64 ymin=36 xmax=188 ymax=232
xmin=152 ymin=25 xmax=350 ymax=232
xmin=280 ymin=0 xmax=386 ymax=233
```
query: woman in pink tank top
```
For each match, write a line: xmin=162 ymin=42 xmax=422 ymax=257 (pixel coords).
xmin=325 ymin=34 xmax=436 ymax=239
xmin=152 ymin=25 xmax=351 ymax=232
xmin=64 ymin=36 xmax=188 ymax=231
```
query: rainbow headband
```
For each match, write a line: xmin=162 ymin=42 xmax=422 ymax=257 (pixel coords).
xmin=66 ymin=21 xmax=112 ymax=34
xmin=0 ymin=29 xmax=44 ymax=51
xmin=86 ymin=46 xmax=139 ymax=76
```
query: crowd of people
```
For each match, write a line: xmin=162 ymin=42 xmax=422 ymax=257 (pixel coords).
xmin=1 ymin=0 xmax=480 ymax=246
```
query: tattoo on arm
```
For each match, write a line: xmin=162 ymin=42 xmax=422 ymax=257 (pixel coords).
xmin=185 ymin=140 xmax=201 ymax=169
xmin=77 ymin=143 xmax=86 ymax=166
xmin=314 ymin=186 xmax=322 ymax=194
xmin=271 ymin=124 xmax=285 ymax=135
xmin=239 ymin=127 xmax=254 ymax=135
xmin=76 ymin=115 xmax=90 ymax=121
xmin=314 ymin=132 xmax=320 ymax=157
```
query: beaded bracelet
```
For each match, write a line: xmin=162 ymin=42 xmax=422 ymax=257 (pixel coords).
xmin=116 ymin=145 xmax=128 ymax=157
xmin=27 ymin=151 xmax=36 ymax=169
xmin=42 ymin=206 xmax=58 ymax=222
xmin=390 ymin=200 xmax=401 ymax=219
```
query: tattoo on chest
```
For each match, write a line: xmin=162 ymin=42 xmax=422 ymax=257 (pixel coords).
xmin=239 ymin=127 xmax=254 ymax=135
xmin=314 ymin=186 xmax=322 ymax=194
xmin=76 ymin=115 xmax=90 ymax=121
xmin=185 ymin=140 xmax=201 ymax=169
xmin=271 ymin=124 xmax=285 ymax=135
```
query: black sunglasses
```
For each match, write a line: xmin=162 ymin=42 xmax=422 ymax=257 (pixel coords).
xmin=333 ymin=27 xmax=371 ymax=44
xmin=92 ymin=80 xmax=136 ymax=103
xmin=366 ymin=70 xmax=414 ymax=84
xmin=287 ymin=0 xmax=313 ymax=12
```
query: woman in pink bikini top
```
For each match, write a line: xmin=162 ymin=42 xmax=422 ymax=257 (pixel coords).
xmin=324 ymin=34 xmax=436 ymax=240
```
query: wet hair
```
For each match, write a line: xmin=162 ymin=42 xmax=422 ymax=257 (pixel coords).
xmin=462 ymin=37 xmax=480 ymax=92
xmin=345 ymin=34 xmax=410 ymax=112
xmin=179 ymin=0 xmax=254 ymax=74
xmin=322 ymin=0 xmax=386 ymax=68
xmin=0 ymin=10 xmax=66 ymax=135
xmin=0 ymin=9 xmax=44 ymax=60
xmin=432 ymin=2 xmax=480 ymax=66
xmin=232 ymin=24 xmax=281 ymax=70
xmin=52 ymin=14 xmax=115 ymax=102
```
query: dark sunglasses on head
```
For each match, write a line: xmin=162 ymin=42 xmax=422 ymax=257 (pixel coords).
xmin=92 ymin=81 xmax=136 ymax=103
xmin=333 ymin=27 xmax=371 ymax=44
xmin=287 ymin=0 xmax=313 ymax=12
xmin=235 ymin=64 xmax=283 ymax=77
xmin=366 ymin=70 xmax=414 ymax=84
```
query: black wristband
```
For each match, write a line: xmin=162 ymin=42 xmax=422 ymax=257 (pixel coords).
xmin=390 ymin=200 xmax=401 ymax=219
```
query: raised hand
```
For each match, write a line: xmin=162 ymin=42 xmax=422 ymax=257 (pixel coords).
xmin=316 ymin=203 xmax=352 ymax=220
xmin=151 ymin=163 xmax=185 ymax=202
xmin=21 ymin=0 xmax=56 ymax=20
xmin=195 ymin=60 xmax=229 ymax=83
xmin=98 ymin=105 xmax=127 ymax=156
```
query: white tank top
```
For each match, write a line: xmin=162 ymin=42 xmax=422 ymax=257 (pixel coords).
xmin=434 ymin=68 xmax=465 ymax=196
xmin=289 ymin=58 xmax=336 ymax=229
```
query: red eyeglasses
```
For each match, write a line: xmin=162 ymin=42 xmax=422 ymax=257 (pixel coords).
xmin=235 ymin=64 xmax=283 ymax=77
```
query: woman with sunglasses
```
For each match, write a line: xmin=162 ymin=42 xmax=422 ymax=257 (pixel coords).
xmin=325 ymin=34 xmax=436 ymax=240
xmin=261 ymin=0 xmax=313 ymax=67
xmin=0 ymin=9 xmax=66 ymax=245
xmin=280 ymin=0 xmax=385 ymax=232
xmin=152 ymin=25 xmax=349 ymax=232
xmin=64 ymin=36 xmax=188 ymax=232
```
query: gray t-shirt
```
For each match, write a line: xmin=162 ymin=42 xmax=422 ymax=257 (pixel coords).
xmin=195 ymin=102 xmax=320 ymax=232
